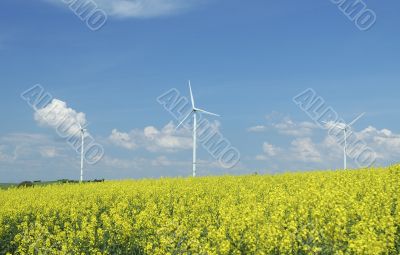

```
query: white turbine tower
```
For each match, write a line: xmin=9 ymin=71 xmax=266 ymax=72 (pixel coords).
xmin=78 ymin=123 xmax=87 ymax=183
xmin=176 ymin=81 xmax=220 ymax=177
xmin=323 ymin=113 xmax=365 ymax=170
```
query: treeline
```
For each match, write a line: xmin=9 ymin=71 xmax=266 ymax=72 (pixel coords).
xmin=16 ymin=179 xmax=105 ymax=188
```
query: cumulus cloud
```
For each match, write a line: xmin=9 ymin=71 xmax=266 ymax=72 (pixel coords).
xmin=263 ymin=142 xmax=280 ymax=156
xmin=44 ymin=0 xmax=205 ymax=18
xmin=290 ymin=138 xmax=322 ymax=163
xmin=109 ymin=129 xmax=137 ymax=150
xmin=255 ymin=142 xmax=281 ymax=160
xmin=34 ymin=99 xmax=86 ymax=137
xmin=254 ymin=115 xmax=400 ymax=168
xmin=354 ymin=126 xmax=400 ymax=160
xmin=109 ymin=121 xmax=193 ymax=152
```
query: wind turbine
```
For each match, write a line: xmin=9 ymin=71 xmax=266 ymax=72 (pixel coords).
xmin=323 ymin=113 xmax=365 ymax=170
xmin=78 ymin=123 xmax=87 ymax=183
xmin=176 ymin=81 xmax=220 ymax=177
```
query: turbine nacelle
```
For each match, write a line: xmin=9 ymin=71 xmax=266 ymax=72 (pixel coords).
xmin=78 ymin=123 xmax=88 ymax=136
xmin=193 ymin=107 xmax=220 ymax=117
xmin=176 ymin=82 xmax=220 ymax=130
xmin=322 ymin=112 xmax=365 ymax=131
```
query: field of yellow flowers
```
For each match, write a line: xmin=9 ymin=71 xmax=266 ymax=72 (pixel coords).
xmin=1 ymin=166 xmax=400 ymax=254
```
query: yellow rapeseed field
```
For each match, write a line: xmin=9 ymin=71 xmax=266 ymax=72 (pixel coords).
xmin=0 ymin=166 xmax=399 ymax=254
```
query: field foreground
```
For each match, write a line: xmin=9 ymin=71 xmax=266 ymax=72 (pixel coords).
xmin=1 ymin=167 xmax=400 ymax=254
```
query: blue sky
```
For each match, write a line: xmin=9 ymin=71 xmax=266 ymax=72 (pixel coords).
xmin=1 ymin=0 xmax=400 ymax=182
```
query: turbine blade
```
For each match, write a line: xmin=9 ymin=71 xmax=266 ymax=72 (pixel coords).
xmin=348 ymin=112 xmax=365 ymax=127
xmin=335 ymin=123 xmax=346 ymax=130
xmin=322 ymin=121 xmax=333 ymax=128
xmin=78 ymin=121 xmax=90 ymax=129
xmin=196 ymin=108 xmax=220 ymax=117
xmin=324 ymin=121 xmax=345 ymax=130
xmin=176 ymin=111 xmax=193 ymax=129
xmin=189 ymin=81 xmax=195 ymax=108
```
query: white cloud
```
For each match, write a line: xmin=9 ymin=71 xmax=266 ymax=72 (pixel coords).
xmin=39 ymin=146 xmax=59 ymax=158
xmin=109 ymin=129 xmax=137 ymax=150
xmin=1 ymin=133 xmax=50 ymax=144
xmin=263 ymin=142 xmax=280 ymax=157
xmin=255 ymin=142 xmax=281 ymax=160
xmin=321 ymin=125 xmax=400 ymax=162
xmin=0 ymin=133 xmax=70 ymax=162
xmin=102 ymin=156 xmax=141 ymax=169
xmin=44 ymin=0 xmax=205 ymax=18
xmin=323 ymin=121 xmax=346 ymax=130
xmin=247 ymin=125 xmax=266 ymax=133
xmin=320 ymin=135 xmax=342 ymax=159
xmin=354 ymin=126 xmax=400 ymax=160
xmin=290 ymin=138 xmax=322 ymax=163
xmin=150 ymin=155 xmax=176 ymax=167
xmin=109 ymin=121 xmax=192 ymax=152
xmin=249 ymin=113 xmax=318 ymax=137
xmin=273 ymin=118 xmax=318 ymax=137
xmin=254 ymin=116 xmax=400 ymax=168
xmin=34 ymin=99 xmax=86 ymax=137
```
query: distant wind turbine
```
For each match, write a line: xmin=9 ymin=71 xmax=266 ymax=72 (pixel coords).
xmin=323 ymin=113 xmax=365 ymax=170
xmin=78 ymin=123 xmax=87 ymax=183
xmin=176 ymin=81 xmax=220 ymax=177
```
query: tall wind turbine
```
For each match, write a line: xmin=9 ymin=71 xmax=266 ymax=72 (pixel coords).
xmin=78 ymin=123 xmax=87 ymax=183
xmin=323 ymin=113 xmax=365 ymax=170
xmin=176 ymin=81 xmax=220 ymax=177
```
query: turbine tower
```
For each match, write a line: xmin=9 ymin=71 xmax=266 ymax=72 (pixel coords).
xmin=78 ymin=123 xmax=87 ymax=183
xmin=323 ymin=113 xmax=365 ymax=170
xmin=176 ymin=81 xmax=220 ymax=177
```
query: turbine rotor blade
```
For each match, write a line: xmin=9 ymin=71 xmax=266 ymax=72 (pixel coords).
xmin=189 ymin=81 xmax=195 ymax=109
xmin=322 ymin=121 xmax=334 ymax=129
xmin=195 ymin=108 xmax=220 ymax=117
xmin=325 ymin=121 xmax=345 ymax=130
xmin=348 ymin=112 xmax=365 ymax=127
xmin=76 ymin=122 xmax=85 ymax=136
xmin=176 ymin=111 xmax=193 ymax=129
xmin=335 ymin=123 xmax=346 ymax=130
xmin=78 ymin=121 xmax=90 ymax=129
